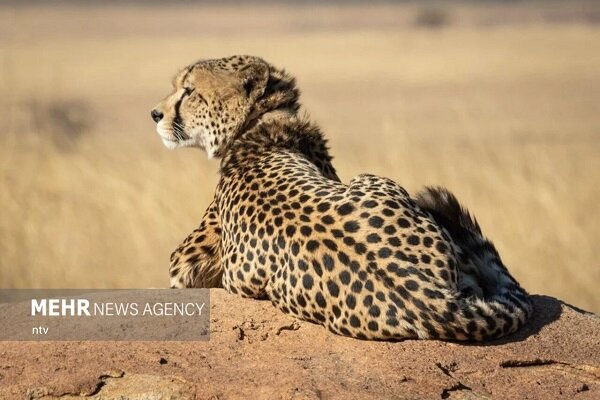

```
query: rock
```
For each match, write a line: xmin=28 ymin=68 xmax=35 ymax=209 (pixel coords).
xmin=0 ymin=290 xmax=598 ymax=399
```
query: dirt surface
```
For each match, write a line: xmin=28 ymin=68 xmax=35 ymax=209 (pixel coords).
xmin=0 ymin=290 xmax=598 ymax=399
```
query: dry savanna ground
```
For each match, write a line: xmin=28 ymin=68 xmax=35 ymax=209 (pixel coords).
xmin=0 ymin=2 xmax=599 ymax=313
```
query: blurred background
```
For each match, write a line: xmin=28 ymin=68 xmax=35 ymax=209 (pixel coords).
xmin=0 ymin=0 xmax=598 ymax=313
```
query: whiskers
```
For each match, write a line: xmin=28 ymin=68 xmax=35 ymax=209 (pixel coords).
xmin=172 ymin=120 xmax=189 ymax=141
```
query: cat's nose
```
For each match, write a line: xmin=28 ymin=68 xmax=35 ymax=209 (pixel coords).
xmin=151 ymin=109 xmax=164 ymax=123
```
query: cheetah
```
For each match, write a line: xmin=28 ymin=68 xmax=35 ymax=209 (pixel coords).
xmin=151 ymin=55 xmax=532 ymax=340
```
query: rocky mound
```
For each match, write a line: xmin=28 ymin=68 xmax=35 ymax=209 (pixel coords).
xmin=1 ymin=290 xmax=598 ymax=399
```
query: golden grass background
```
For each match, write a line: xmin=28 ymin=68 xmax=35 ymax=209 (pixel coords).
xmin=1 ymin=2 xmax=599 ymax=312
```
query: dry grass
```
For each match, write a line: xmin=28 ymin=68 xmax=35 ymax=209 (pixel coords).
xmin=1 ymin=2 xmax=599 ymax=312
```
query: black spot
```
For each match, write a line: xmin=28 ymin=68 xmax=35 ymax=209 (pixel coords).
xmin=396 ymin=285 xmax=411 ymax=300
xmin=384 ymin=225 xmax=397 ymax=235
xmin=423 ymin=288 xmax=444 ymax=299
xmin=343 ymin=236 xmax=356 ymax=246
xmin=331 ymin=229 xmax=344 ymax=238
xmin=384 ymin=200 xmax=399 ymax=209
xmin=285 ymin=226 xmax=296 ymax=237
xmin=447 ymin=302 xmax=459 ymax=313
xmin=354 ymin=243 xmax=367 ymax=255
xmin=323 ymin=254 xmax=335 ymax=271
xmin=332 ymin=305 xmax=342 ymax=318
xmin=366 ymin=233 xmax=381 ymax=243
xmin=407 ymin=235 xmax=420 ymax=246
xmin=349 ymin=315 xmax=361 ymax=328
xmin=302 ymin=274 xmax=314 ymax=290
xmin=378 ymin=247 xmax=392 ymax=258
xmin=298 ymin=260 xmax=308 ymax=271
xmin=321 ymin=215 xmax=335 ymax=225
xmin=423 ymin=237 xmax=434 ymax=247
xmin=337 ymin=251 xmax=350 ymax=266
xmin=436 ymin=241 xmax=448 ymax=254
xmin=405 ymin=280 xmax=419 ymax=291
xmin=440 ymin=270 xmax=450 ymax=281
xmin=368 ymin=216 xmax=384 ymax=228
xmin=337 ymin=203 xmax=355 ymax=216
xmin=351 ymin=280 xmax=363 ymax=293
xmin=343 ymin=221 xmax=360 ymax=233
xmin=388 ymin=292 xmax=405 ymax=310
xmin=388 ymin=237 xmax=401 ymax=247
xmin=339 ymin=271 xmax=351 ymax=284
xmin=484 ymin=315 xmax=497 ymax=331
xmin=398 ymin=218 xmax=411 ymax=228
xmin=442 ymin=311 xmax=455 ymax=323
xmin=394 ymin=251 xmax=407 ymax=261
xmin=306 ymin=240 xmax=320 ymax=252
xmin=413 ymin=298 xmax=427 ymax=311
xmin=194 ymin=234 xmax=206 ymax=243
xmin=315 ymin=292 xmax=327 ymax=308
xmin=386 ymin=263 xmax=398 ymax=274
xmin=363 ymin=200 xmax=377 ymax=208
xmin=291 ymin=243 xmax=300 ymax=256
xmin=296 ymin=294 xmax=307 ymax=308
xmin=327 ymin=280 xmax=340 ymax=297
xmin=466 ymin=320 xmax=478 ymax=333
xmin=369 ymin=305 xmax=381 ymax=318
xmin=312 ymin=260 xmax=323 ymax=277
xmin=367 ymin=321 xmax=379 ymax=332
xmin=463 ymin=308 xmax=474 ymax=319
xmin=323 ymin=239 xmax=338 ymax=251
xmin=346 ymin=294 xmax=357 ymax=309
xmin=317 ymin=202 xmax=331 ymax=212
xmin=313 ymin=312 xmax=326 ymax=322
xmin=300 ymin=226 xmax=312 ymax=236
xmin=277 ymin=235 xmax=286 ymax=249
xmin=422 ymin=321 xmax=438 ymax=338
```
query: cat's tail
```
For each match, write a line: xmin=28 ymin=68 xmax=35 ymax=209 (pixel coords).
xmin=414 ymin=186 xmax=532 ymax=340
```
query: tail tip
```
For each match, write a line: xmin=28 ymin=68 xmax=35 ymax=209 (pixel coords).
xmin=415 ymin=186 xmax=482 ymax=236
